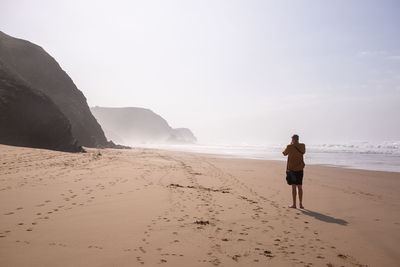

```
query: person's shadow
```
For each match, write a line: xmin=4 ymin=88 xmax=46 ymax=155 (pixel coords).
xmin=300 ymin=209 xmax=348 ymax=226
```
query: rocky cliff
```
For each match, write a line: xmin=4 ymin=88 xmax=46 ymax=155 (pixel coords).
xmin=169 ymin=128 xmax=198 ymax=144
xmin=90 ymin=106 xmax=197 ymax=145
xmin=0 ymin=61 xmax=82 ymax=152
xmin=0 ymin=31 xmax=109 ymax=147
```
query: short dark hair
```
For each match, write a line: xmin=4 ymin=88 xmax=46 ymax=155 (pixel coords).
xmin=292 ymin=134 xmax=299 ymax=141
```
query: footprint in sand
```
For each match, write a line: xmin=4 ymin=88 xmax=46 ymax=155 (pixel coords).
xmin=136 ymin=256 xmax=144 ymax=265
xmin=232 ymin=255 xmax=241 ymax=262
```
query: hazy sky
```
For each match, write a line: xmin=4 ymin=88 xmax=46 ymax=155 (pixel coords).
xmin=1 ymin=0 xmax=399 ymax=145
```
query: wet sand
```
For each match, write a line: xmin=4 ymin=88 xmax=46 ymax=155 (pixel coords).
xmin=0 ymin=144 xmax=399 ymax=266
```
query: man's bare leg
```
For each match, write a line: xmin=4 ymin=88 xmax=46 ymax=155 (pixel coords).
xmin=298 ymin=185 xmax=304 ymax=209
xmin=289 ymin=185 xmax=297 ymax=208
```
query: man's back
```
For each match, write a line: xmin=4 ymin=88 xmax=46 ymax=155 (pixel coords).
xmin=283 ymin=143 xmax=306 ymax=171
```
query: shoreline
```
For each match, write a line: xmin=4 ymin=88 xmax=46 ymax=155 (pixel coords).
xmin=138 ymin=145 xmax=400 ymax=174
xmin=1 ymin=144 xmax=399 ymax=266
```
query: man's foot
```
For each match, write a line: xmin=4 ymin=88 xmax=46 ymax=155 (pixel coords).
xmin=299 ymin=205 xmax=305 ymax=209
xmin=289 ymin=205 xmax=296 ymax=209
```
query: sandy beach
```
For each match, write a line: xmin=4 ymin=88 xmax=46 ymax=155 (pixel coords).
xmin=0 ymin=144 xmax=399 ymax=267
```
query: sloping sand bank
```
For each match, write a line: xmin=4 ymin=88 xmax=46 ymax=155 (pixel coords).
xmin=1 ymin=144 xmax=399 ymax=266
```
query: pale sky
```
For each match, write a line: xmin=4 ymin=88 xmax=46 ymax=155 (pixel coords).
xmin=1 ymin=0 xmax=399 ymax=145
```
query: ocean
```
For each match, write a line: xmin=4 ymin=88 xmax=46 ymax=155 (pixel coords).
xmin=138 ymin=141 xmax=400 ymax=173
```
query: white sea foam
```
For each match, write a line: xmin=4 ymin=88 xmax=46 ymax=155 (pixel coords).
xmin=308 ymin=141 xmax=400 ymax=155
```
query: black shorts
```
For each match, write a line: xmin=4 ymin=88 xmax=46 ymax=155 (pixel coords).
xmin=287 ymin=170 xmax=303 ymax=185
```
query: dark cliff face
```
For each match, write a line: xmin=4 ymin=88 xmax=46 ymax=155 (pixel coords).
xmin=0 ymin=61 xmax=83 ymax=152
xmin=0 ymin=31 xmax=108 ymax=147
xmin=90 ymin=106 xmax=197 ymax=145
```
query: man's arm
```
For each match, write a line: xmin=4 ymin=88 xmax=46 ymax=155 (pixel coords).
xmin=299 ymin=143 xmax=306 ymax=154
xmin=282 ymin=145 xmax=289 ymax=156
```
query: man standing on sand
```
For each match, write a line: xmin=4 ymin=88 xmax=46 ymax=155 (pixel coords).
xmin=283 ymin=134 xmax=306 ymax=209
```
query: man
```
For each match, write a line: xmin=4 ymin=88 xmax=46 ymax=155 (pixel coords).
xmin=282 ymin=134 xmax=306 ymax=209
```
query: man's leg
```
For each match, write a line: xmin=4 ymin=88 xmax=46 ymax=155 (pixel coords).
xmin=290 ymin=185 xmax=297 ymax=208
xmin=297 ymin=185 xmax=304 ymax=209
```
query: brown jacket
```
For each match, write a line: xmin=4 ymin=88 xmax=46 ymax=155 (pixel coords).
xmin=283 ymin=143 xmax=306 ymax=171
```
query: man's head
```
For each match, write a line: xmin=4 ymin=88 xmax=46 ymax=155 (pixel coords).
xmin=292 ymin=134 xmax=299 ymax=144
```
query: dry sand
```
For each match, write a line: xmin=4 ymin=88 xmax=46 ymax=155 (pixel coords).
xmin=0 ymin=144 xmax=399 ymax=267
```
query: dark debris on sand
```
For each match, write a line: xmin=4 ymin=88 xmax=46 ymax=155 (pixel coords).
xmin=194 ymin=220 xmax=210 ymax=225
xmin=263 ymin=250 xmax=274 ymax=258
xmin=168 ymin=184 xmax=230 ymax=194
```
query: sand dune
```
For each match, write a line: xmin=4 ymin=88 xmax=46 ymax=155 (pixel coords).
xmin=0 ymin=144 xmax=399 ymax=266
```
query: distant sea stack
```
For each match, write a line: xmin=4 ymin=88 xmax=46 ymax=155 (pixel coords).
xmin=0 ymin=31 xmax=109 ymax=148
xmin=90 ymin=106 xmax=197 ymax=145
xmin=0 ymin=61 xmax=82 ymax=152
xmin=169 ymin=128 xmax=197 ymax=144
